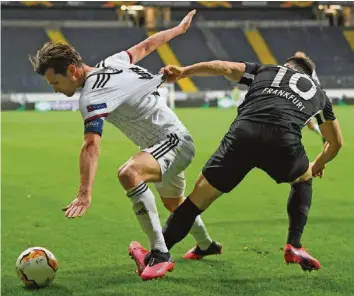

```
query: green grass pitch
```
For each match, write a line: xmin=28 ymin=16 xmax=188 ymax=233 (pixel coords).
xmin=2 ymin=107 xmax=353 ymax=296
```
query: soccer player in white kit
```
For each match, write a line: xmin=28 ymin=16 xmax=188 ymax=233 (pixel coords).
xmin=29 ymin=10 xmax=221 ymax=281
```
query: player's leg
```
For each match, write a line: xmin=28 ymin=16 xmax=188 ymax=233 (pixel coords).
xmin=307 ymin=119 xmax=325 ymax=143
xmin=260 ymin=137 xmax=320 ymax=271
xmin=118 ymin=151 xmax=174 ymax=279
xmin=163 ymin=173 xmax=224 ymax=250
xmin=287 ymin=165 xmax=312 ymax=248
xmin=162 ymin=122 xmax=257 ymax=251
xmin=284 ymin=166 xmax=321 ymax=271
xmin=133 ymin=174 xmax=222 ymax=277
xmin=127 ymin=133 xmax=194 ymax=280
xmin=162 ymin=197 xmax=221 ymax=256
xmin=118 ymin=151 xmax=167 ymax=252
xmin=158 ymin=173 xmax=221 ymax=259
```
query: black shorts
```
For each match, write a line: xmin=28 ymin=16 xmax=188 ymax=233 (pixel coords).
xmin=202 ymin=120 xmax=309 ymax=193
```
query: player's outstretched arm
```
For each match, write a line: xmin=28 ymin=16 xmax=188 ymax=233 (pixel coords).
xmin=63 ymin=133 xmax=101 ymax=218
xmin=127 ymin=9 xmax=196 ymax=64
xmin=160 ymin=61 xmax=246 ymax=83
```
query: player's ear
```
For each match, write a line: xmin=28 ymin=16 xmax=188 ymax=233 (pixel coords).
xmin=67 ymin=64 xmax=77 ymax=80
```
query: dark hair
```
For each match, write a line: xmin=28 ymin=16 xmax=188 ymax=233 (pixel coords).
xmin=29 ymin=41 xmax=83 ymax=76
xmin=284 ymin=56 xmax=315 ymax=76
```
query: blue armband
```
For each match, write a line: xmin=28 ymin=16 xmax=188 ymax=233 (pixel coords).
xmin=84 ymin=118 xmax=104 ymax=136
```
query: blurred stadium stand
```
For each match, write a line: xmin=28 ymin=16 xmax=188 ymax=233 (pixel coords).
xmin=171 ymin=8 xmax=315 ymax=21
xmin=62 ymin=28 xmax=164 ymax=74
xmin=168 ymin=27 xmax=231 ymax=91
xmin=260 ymin=27 xmax=354 ymax=75
xmin=2 ymin=27 xmax=52 ymax=93
xmin=1 ymin=1 xmax=354 ymax=102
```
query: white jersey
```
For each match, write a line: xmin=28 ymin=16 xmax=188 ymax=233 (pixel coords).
xmin=79 ymin=51 xmax=189 ymax=149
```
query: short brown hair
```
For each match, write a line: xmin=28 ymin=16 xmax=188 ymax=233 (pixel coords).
xmin=29 ymin=41 xmax=83 ymax=76
xmin=284 ymin=55 xmax=315 ymax=76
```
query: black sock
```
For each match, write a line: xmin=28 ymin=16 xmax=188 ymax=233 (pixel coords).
xmin=163 ymin=197 xmax=203 ymax=250
xmin=286 ymin=179 xmax=312 ymax=248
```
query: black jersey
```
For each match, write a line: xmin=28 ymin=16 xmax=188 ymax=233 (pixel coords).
xmin=236 ymin=62 xmax=336 ymax=136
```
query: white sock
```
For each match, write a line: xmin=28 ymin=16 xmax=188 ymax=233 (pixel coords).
xmin=127 ymin=182 xmax=168 ymax=253
xmin=189 ymin=215 xmax=213 ymax=250
xmin=313 ymin=123 xmax=322 ymax=136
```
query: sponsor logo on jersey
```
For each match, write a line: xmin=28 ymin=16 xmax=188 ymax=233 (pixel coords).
xmin=87 ymin=103 xmax=107 ymax=112
xmin=262 ymin=88 xmax=306 ymax=111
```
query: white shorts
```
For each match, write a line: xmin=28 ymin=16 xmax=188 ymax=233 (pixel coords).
xmin=143 ymin=133 xmax=195 ymax=198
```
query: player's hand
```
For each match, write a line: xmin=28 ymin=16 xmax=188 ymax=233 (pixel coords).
xmin=311 ymin=162 xmax=325 ymax=178
xmin=160 ymin=65 xmax=185 ymax=83
xmin=62 ymin=193 xmax=91 ymax=218
xmin=177 ymin=9 xmax=196 ymax=34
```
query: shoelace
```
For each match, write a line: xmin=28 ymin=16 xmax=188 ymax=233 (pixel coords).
xmin=147 ymin=250 xmax=170 ymax=266
xmin=148 ymin=257 xmax=156 ymax=267
xmin=147 ymin=250 xmax=159 ymax=267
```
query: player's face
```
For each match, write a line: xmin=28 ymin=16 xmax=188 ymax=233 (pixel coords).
xmin=44 ymin=67 xmax=77 ymax=97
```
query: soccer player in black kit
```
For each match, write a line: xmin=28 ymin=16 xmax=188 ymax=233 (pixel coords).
xmin=150 ymin=55 xmax=343 ymax=271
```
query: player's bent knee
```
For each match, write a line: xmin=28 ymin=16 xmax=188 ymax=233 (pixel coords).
xmin=117 ymin=162 xmax=139 ymax=184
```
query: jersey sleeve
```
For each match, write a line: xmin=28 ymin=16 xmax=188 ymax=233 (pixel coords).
xmin=238 ymin=61 xmax=262 ymax=86
xmin=96 ymin=51 xmax=132 ymax=68
xmin=79 ymin=86 xmax=113 ymax=137
xmin=80 ymin=91 xmax=110 ymax=121
xmin=80 ymin=93 xmax=108 ymax=136
xmin=315 ymin=95 xmax=336 ymax=125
